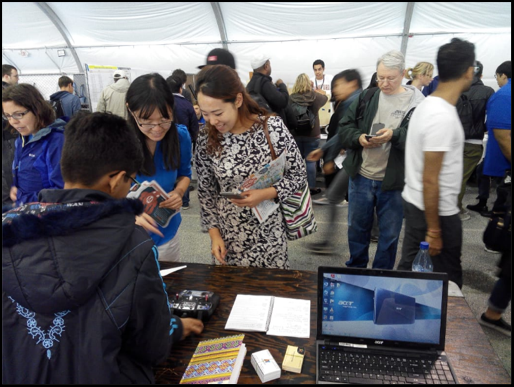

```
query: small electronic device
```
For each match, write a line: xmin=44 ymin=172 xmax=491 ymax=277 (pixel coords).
xmin=220 ymin=192 xmax=245 ymax=199
xmin=365 ymin=122 xmax=385 ymax=142
xmin=282 ymin=345 xmax=305 ymax=373
xmin=168 ymin=289 xmax=220 ymax=321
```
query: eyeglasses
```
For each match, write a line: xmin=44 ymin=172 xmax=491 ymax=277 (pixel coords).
xmin=2 ymin=110 xmax=29 ymax=120
xmin=109 ymin=171 xmax=140 ymax=186
xmin=376 ymin=76 xmax=400 ymax=84
xmin=494 ymin=74 xmax=500 ymax=79
xmin=129 ymin=109 xmax=173 ymax=131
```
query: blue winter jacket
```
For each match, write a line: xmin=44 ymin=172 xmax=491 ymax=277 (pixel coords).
xmin=12 ymin=119 xmax=66 ymax=206
xmin=49 ymin=91 xmax=81 ymax=118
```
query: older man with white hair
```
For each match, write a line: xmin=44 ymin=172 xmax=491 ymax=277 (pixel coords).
xmin=338 ymin=50 xmax=425 ymax=269
xmin=96 ymin=69 xmax=130 ymax=119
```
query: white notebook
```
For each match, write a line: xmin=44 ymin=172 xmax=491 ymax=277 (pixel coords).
xmin=225 ymin=295 xmax=310 ymax=338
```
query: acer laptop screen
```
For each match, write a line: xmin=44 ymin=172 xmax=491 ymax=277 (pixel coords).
xmin=318 ymin=267 xmax=448 ymax=348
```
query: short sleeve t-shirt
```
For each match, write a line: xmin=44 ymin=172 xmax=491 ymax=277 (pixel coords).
xmin=402 ymin=96 xmax=464 ymax=216
xmin=311 ymin=74 xmax=333 ymax=98
xmin=360 ymin=88 xmax=414 ymax=180
xmin=483 ymin=79 xmax=511 ymax=177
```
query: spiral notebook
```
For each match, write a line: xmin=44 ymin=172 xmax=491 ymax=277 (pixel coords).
xmin=179 ymin=334 xmax=246 ymax=384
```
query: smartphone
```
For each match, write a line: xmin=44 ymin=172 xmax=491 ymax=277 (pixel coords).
xmin=365 ymin=135 xmax=375 ymax=142
xmin=220 ymin=192 xmax=245 ymax=199
xmin=370 ymin=123 xmax=385 ymax=136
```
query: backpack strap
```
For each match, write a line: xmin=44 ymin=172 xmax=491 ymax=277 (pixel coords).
xmin=356 ymin=87 xmax=379 ymax=121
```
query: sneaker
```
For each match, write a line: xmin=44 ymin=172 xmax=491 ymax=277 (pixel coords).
xmin=182 ymin=205 xmax=190 ymax=210
xmin=337 ymin=200 xmax=349 ymax=208
xmin=313 ymin=196 xmax=330 ymax=205
xmin=480 ymin=209 xmax=493 ymax=218
xmin=309 ymin=188 xmax=322 ymax=196
xmin=479 ymin=313 xmax=512 ymax=336
xmin=467 ymin=202 xmax=488 ymax=213
xmin=459 ymin=211 xmax=471 ymax=221
xmin=305 ymin=241 xmax=335 ymax=255
xmin=484 ymin=245 xmax=501 ymax=254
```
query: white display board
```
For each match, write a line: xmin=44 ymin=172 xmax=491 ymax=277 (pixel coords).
xmin=85 ymin=64 xmax=132 ymax=113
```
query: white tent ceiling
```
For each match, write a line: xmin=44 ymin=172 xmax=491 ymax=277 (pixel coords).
xmin=2 ymin=2 xmax=512 ymax=90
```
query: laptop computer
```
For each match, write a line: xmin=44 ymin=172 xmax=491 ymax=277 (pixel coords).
xmin=316 ymin=266 xmax=459 ymax=384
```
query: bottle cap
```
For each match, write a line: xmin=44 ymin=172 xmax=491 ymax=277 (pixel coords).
xmin=420 ymin=241 xmax=429 ymax=250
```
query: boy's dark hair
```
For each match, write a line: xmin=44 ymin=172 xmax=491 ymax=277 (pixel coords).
xmin=58 ymin=76 xmax=73 ymax=89
xmin=2 ymin=64 xmax=16 ymax=77
xmin=437 ymin=38 xmax=475 ymax=82
xmin=2 ymin=83 xmax=55 ymax=132
xmin=166 ymin=75 xmax=182 ymax=93
xmin=61 ymin=112 xmax=143 ymax=186
xmin=332 ymin=69 xmax=363 ymax=91
xmin=496 ymin=61 xmax=512 ymax=79
xmin=171 ymin=69 xmax=187 ymax=85
xmin=313 ymin=59 xmax=325 ymax=69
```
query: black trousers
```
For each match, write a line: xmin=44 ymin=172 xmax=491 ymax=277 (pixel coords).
xmin=398 ymin=199 xmax=463 ymax=288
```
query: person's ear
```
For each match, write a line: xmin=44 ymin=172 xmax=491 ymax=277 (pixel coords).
xmin=107 ymin=171 xmax=126 ymax=196
xmin=465 ymin=66 xmax=475 ymax=81
xmin=235 ymin=93 xmax=243 ymax=109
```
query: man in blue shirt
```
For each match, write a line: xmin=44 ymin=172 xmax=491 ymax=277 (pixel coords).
xmin=49 ymin=76 xmax=81 ymax=118
xmin=482 ymin=61 xmax=511 ymax=217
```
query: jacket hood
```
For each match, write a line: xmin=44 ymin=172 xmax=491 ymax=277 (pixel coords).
xmin=290 ymin=90 xmax=317 ymax=106
xmin=402 ymin=85 xmax=426 ymax=111
xmin=110 ymin=78 xmax=130 ymax=93
xmin=50 ymin=90 xmax=69 ymax=101
xmin=2 ymin=189 xmax=145 ymax=314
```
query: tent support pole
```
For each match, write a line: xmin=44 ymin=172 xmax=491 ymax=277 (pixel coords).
xmin=35 ymin=2 xmax=84 ymax=73
xmin=401 ymin=2 xmax=416 ymax=56
xmin=210 ymin=2 xmax=229 ymax=49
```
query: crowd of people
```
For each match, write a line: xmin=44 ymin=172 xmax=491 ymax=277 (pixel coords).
xmin=1 ymin=37 xmax=511 ymax=383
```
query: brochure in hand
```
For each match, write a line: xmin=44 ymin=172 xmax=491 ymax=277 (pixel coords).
xmin=127 ymin=180 xmax=178 ymax=228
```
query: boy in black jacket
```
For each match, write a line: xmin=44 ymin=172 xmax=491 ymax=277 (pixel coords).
xmin=2 ymin=112 xmax=203 ymax=384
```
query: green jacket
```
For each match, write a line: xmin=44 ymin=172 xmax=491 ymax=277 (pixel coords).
xmin=338 ymin=85 xmax=425 ymax=191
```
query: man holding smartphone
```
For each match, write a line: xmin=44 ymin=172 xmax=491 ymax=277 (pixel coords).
xmin=338 ymin=50 xmax=425 ymax=270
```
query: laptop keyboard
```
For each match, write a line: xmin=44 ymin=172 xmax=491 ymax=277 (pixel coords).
xmin=319 ymin=347 xmax=456 ymax=384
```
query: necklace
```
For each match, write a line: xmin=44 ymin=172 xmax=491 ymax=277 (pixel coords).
xmin=315 ymin=75 xmax=325 ymax=90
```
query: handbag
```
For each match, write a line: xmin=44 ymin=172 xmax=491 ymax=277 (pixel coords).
xmin=262 ymin=119 xmax=317 ymax=240
xmin=483 ymin=171 xmax=512 ymax=252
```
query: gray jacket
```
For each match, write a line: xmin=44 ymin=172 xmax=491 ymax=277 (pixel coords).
xmin=96 ymin=78 xmax=130 ymax=119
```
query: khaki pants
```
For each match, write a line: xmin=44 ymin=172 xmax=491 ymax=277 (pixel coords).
xmin=458 ymin=143 xmax=483 ymax=210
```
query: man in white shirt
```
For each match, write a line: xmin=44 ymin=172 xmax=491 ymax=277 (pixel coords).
xmin=398 ymin=38 xmax=477 ymax=289
xmin=311 ymin=59 xmax=334 ymax=127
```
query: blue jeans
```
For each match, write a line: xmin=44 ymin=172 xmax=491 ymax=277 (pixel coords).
xmin=294 ymin=137 xmax=320 ymax=189
xmin=182 ymin=185 xmax=190 ymax=207
xmin=346 ymin=174 xmax=403 ymax=269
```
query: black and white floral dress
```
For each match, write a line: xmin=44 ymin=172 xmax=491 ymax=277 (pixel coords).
xmin=195 ymin=116 xmax=307 ymax=269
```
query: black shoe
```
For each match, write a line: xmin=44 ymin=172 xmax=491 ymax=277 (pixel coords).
xmin=189 ymin=185 xmax=195 ymax=192
xmin=480 ymin=209 xmax=493 ymax=218
xmin=479 ymin=313 xmax=512 ymax=336
xmin=467 ymin=202 xmax=487 ymax=213
xmin=305 ymin=241 xmax=335 ymax=255
xmin=309 ymin=188 xmax=322 ymax=196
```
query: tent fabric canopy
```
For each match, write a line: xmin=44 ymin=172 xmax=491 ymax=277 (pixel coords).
xmin=2 ymin=2 xmax=511 ymax=89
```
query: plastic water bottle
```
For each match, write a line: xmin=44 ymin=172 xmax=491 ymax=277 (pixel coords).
xmin=412 ymin=241 xmax=433 ymax=272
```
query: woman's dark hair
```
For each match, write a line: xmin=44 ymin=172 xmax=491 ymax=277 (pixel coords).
xmin=125 ymin=73 xmax=180 ymax=175
xmin=61 ymin=112 xmax=144 ymax=186
xmin=195 ymin=65 xmax=269 ymax=155
xmin=366 ymin=72 xmax=378 ymax=89
xmin=2 ymin=83 xmax=55 ymax=134
xmin=331 ymin=69 xmax=363 ymax=102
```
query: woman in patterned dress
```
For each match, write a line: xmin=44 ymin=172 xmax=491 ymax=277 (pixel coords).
xmin=195 ymin=65 xmax=307 ymax=269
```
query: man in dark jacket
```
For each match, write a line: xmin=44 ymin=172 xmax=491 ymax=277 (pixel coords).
xmin=2 ymin=112 xmax=204 ymax=384
xmin=49 ymin=75 xmax=82 ymax=119
xmin=455 ymin=61 xmax=494 ymax=219
xmin=338 ymin=50 xmax=425 ymax=270
xmin=246 ymin=53 xmax=290 ymax=128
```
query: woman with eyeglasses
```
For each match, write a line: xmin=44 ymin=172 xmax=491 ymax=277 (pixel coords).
xmin=125 ymin=73 xmax=192 ymax=262
xmin=2 ymin=83 xmax=66 ymax=207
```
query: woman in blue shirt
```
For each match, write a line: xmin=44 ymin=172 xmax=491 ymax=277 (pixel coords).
xmin=126 ymin=73 xmax=192 ymax=262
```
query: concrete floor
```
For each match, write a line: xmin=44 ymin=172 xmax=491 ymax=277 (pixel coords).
xmin=178 ymin=180 xmax=511 ymax=378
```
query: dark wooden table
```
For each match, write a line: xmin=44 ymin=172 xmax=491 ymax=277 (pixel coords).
xmin=154 ymin=263 xmax=511 ymax=384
